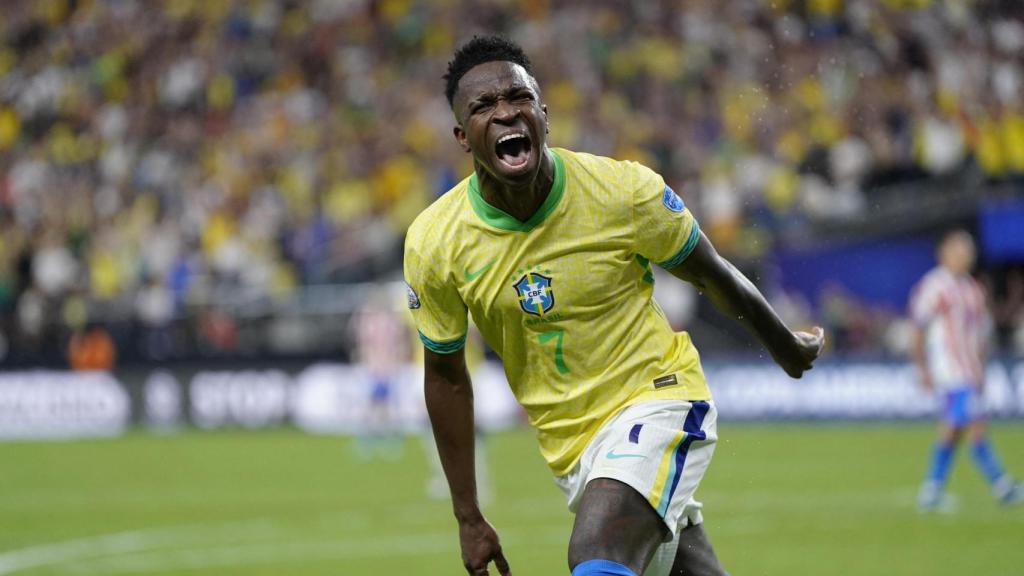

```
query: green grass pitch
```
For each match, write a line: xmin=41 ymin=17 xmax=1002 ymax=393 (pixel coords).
xmin=1 ymin=424 xmax=1022 ymax=575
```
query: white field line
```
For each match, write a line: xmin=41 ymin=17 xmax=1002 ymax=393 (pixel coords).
xmin=7 ymin=488 xmax=1017 ymax=575
xmin=698 ymin=487 xmax=922 ymax=511
xmin=0 ymin=520 xmax=279 ymax=575
xmin=0 ymin=495 xmax=567 ymax=576
xmin=55 ymin=526 xmax=568 ymax=576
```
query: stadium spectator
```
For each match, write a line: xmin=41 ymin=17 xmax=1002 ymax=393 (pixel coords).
xmin=68 ymin=323 xmax=116 ymax=371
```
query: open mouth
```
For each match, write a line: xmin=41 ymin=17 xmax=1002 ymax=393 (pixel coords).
xmin=494 ymin=132 xmax=532 ymax=169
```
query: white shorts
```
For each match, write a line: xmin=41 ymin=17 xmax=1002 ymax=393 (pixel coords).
xmin=555 ymin=399 xmax=718 ymax=576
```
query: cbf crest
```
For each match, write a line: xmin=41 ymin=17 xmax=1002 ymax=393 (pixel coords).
xmin=513 ymin=272 xmax=555 ymax=316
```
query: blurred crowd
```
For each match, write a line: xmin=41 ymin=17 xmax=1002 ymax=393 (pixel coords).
xmin=1 ymin=0 xmax=1023 ymax=364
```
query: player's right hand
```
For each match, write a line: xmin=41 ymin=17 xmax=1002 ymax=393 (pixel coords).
xmin=458 ymin=516 xmax=511 ymax=576
xmin=777 ymin=326 xmax=825 ymax=379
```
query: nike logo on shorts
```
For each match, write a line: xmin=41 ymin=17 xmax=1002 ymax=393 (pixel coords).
xmin=606 ymin=449 xmax=647 ymax=460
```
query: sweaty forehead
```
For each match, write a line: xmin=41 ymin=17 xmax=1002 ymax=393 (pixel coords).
xmin=455 ymin=61 xmax=538 ymax=105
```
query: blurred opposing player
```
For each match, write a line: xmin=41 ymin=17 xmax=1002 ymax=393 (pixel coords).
xmin=351 ymin=287 xmax=408 ymax=460
xmin=404 ymin=36 xmax=824 ymax=576
xmin=911 ymin=230 xmax=1022 ymax=511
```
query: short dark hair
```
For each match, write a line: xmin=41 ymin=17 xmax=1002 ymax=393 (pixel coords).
xmin=444 ymin=35 xmax=534 ymax=107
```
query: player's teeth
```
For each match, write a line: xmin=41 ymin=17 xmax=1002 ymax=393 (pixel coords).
xmin=498 ymin=134 xmax=525 ymax=144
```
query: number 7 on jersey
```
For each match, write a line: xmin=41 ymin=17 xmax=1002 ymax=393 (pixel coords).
xmin=537 ymin=328 xmax=569 ymax=374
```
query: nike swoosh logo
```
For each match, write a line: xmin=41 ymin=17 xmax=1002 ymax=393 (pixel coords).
xmin=606 ymin=449 xmax=647 ymax=460
xmin=464 ymin=260 xmax=497 ymax=282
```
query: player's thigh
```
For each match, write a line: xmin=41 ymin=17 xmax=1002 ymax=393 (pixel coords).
xmin=568 ymin=477 xmax=668 ymax=575
xmin=562 ymin=400 xmax=719 ymax=575
xmin=938 ymin=389 xmax=971 ymax=440
xmin=945 ymin=387 xmax=986 ymax=427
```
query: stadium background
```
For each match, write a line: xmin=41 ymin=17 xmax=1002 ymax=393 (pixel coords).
xmin=1 ymin=0 xmax=1022 ymax=574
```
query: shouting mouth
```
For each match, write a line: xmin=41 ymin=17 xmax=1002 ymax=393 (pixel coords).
xmin=494 ymin=132 xmax=532 ymax=171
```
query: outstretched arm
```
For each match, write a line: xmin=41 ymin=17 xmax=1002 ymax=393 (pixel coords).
xmin=424 ymin=348 xmax=511 ymax=576
xmin=666 ymin=232 xmax=824 ymax=378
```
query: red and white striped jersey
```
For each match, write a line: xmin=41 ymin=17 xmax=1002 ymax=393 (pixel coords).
xmin=909 ymin=267 xmax=991 ymax=389
xmin=353 ymin=302 xmax=408 ymax=377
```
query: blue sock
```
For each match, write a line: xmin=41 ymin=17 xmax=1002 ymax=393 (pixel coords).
xmin=572 ymin=559 xmax=637 ymax=576
xmin=971 ymin=438 xmax=1006 ymax=485
xmin=926 ymin=439 xmax=956 ymax=486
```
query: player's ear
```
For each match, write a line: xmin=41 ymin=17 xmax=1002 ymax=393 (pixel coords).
xmin=453 ymin=124 xmax=471 ymax=153
xmin=542 ymin=104 xmax=549 ymax=134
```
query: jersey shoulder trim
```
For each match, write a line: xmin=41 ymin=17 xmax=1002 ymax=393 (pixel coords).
xmin=467 ymin=149 xmax=565 ymax=232
xmin=418 ymin=330 xmax=467 ymax=354
xmin=657 ymin=218 xmax=701 ymax=269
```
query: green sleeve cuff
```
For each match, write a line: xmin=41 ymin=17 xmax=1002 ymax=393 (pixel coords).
xmin=418 ymin=331 xmax=467 ymax=354
xmin=657 ymin=220 xmax=701 ymax=269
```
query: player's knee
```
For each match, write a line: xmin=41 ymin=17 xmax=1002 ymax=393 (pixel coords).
xmin=569 ymin=479 xmax=665 ymax=572
xmin=570 ymin=559 xmax=638 ymax=576
xmin=567 ymin=543 xmax=633 ymax=575
xmin=941 ymin=426 xmax=963 ymax=443
xmin=567 ymin=544 xmax=601 ymax=573
xmin=568 ymin=538 xmax=648 ymax=575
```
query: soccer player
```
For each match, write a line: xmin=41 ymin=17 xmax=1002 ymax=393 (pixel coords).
xmin=910 ymin=230 xmax=1022 ymax=511
xmin=404 ymin=36 xmax=825 ymax=576
xmin=351 ymin=288 xmax=408 ymax=460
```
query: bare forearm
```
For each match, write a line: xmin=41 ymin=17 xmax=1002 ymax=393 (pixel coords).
xmin=693 ymin=256 xmax=798 ymax=362
xmin=421 ymin=348 xmax=509 ymax=574
xmin=424 ymin=359 xmax=482 ymax=522
xmin=669 ymin=233 xmax=822 ymax=377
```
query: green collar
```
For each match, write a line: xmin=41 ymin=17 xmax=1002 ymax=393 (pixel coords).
xmin=468 ymin=148 xmax=565 ymax=232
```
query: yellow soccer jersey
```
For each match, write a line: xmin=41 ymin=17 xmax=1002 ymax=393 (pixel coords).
xmin=404 ymin=147 xmax=711 ymax=475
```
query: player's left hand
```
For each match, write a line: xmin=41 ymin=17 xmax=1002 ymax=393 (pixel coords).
xmin=777 ymin=326 xmax=825 ymax=379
